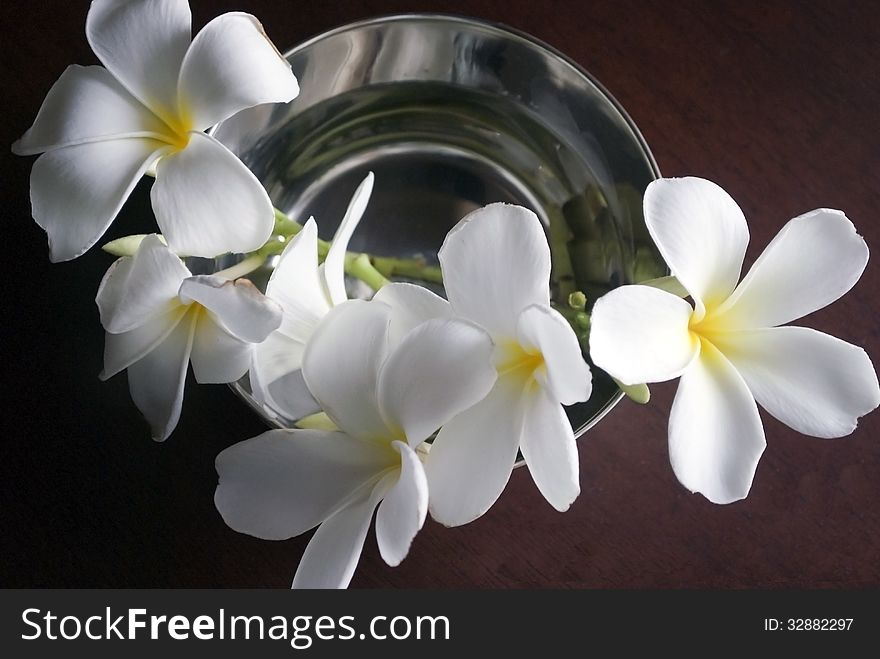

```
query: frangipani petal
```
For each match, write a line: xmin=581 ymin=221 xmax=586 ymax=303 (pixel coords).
xmin=302 ymin=300 xmax=391 ymax=442
xmin=101 ymin=308 xmax=188 ymax=379
xmin=426 ymin=375 xmax=526 ymax=526
xmin=711 ymin=327 xmax=880 ymax=439
xmin=372 ymin=282 xmax=452 ymax=347
xmin=266 ymin=218 xmax=331 ymax=341
xmin=215 ymin=429 xmax=393 ymax=541
xmin=376 ymin=441 xmax=428 ymax=567
xmin=323 ymin=173 xmax=374 ymax=306
xmin=644 ymin=177 xmax=749 ymax=319
xmin=178 ymin=276 xmax=281 ymax=343
xmin=178 ymin=12 xmax=299 ymax=132
xmin=378 ymin=318 xmax=497 ymax=446
xmin=96 ymin=234 xmax=190 ymax=333
xmin=291 ymin=478 xmax=390 ymax=590
xmin=189 ymin=317 xmax=251 ymax=384
xmin=708 ymin=209 xmax=869 ymax=330
xmin=668 ymin=340 xmax=766 ymax=504
xmin=126 ymin=309 xmax=197 ymax=441
xmin=31 ymin=138 xmax=168 ymax=262
xmin=519 ymin=386 xmax=579 ymax=512
xmin=250 ymin=334 xmax=320 ymax=420
xmin=151 ymin=131 xmax=274 ymax=258
xmin=516 ymin=304 xmax=591 ymax=405
xmin=13 ymin=65 xmax=166 ymax=155
xmin=86 ymin=0 xmax=191 ymax=119
xmin=589 ymin=285 xmax=700 ymax=386
xmin=439 ymin=203 xmax=551 ymax=338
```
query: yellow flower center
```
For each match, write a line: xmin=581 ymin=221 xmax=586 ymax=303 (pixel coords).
xmin=686 ymin=303 xmax=735 ymax=354
xmin=494 ymin=340 xmax=546 ymax=383
xmin=164 ymin=113 xmax=193 ymax=151
xmin=154 ymin=101 xmax=195 ymax=151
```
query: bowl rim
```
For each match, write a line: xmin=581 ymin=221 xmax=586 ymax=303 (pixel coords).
xmin=227 ymin=12 xmax=663 ymax=440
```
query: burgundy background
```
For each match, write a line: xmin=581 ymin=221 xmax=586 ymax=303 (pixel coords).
xmin=1 ymin=1 xmax=877 ymax=588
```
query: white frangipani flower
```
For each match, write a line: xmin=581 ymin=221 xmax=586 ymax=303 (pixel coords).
xmin=249 ymin=173 xmax=374 ymax=420
xmin=216 ymin=298 xmax=497 ymax=588
xmin=589 ymin=176 xmax=880 ymax=504
xmin=97 ymin=235 xmax=282 ymax=441
xmin=13 ymin=0 xmax=299 ymax=261
xmin=424 ymin=203 xmax=593 ymax=527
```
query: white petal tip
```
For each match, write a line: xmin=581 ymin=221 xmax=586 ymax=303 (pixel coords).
xmin=545 ymin=485 xmax=580 ymax=513
xmin=427 ymin=506 xmax=481 ymax=529
xmin=379 ymin=552 xmax=405 ymax=568
xmin=45 ymin=235 xmax=83 ymax=263
xmin=696 ymin=489 xmax=749 ymax=506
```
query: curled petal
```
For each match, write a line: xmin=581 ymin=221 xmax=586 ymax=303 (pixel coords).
xmin=711 ymin=327 xmax=880 ymax=439
xmin=644 ymin=177 xmax=749 ymax=319
xmin=178 ymin=12 xmax=299 ymax=131
xmin=516 ymin=304 xmax=591 ymax=405
xmin=96 ymin=234 xmax=190 ymax=333
xmin=375 ymin=442 xmax=428 ymax=567
xmin=178 ymin=276 xmax=281 ymax=343
xmin=292 ymin=476 xmax=393 ymax=589
xmin=520 ymin=387 xmax=580 ymax=512
xmin=31 ymin=138 xmax=169 ymax=262
xmin=126 ymin=308 xmax=197 ymax=441
xmin=709 ymin=209 xmax=870 ymax=330
xmin=426 ymin=375 xmax=526 ymax=526
xmin=323 ymin=173 xmax=374 ymax=306
xmin=151 ymin=132 xmax=274 ymax=258
xmin=250 ymin=334 xmax=320 ymax=420
xmin=266 ymin=218 xmax=332 ymax=342
xmin=13 ymin=65 xmax=166 ymax=155
xmin=189 ymin=316 xmax=251 ymax=384
xmin=590 ymin=285 xmax=700 ymax=386
xmin=101 ymin=308 xmax=188 ymax=380
xmin=372 ymin=282 xmax=452 ymax=347
xmin=86 ymin=0 xmax=191 ymax=118
xmin=439 ymin=203 xmax=551 ymax=338
xmin=378 ymin=318 xmax=497 ymax=446
xmin=302 ymin=300 xmax=391 ymax=441
xmin=668 ymin=340 xmax=766 ymax=504
xmin=215 ymin=429 xmax=393 ymax=541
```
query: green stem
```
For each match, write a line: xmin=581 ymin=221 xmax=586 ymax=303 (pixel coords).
xmin=344 ymin=253 xmax=390 ymax=291
xmin=213 ymin=253 xmax=266 ymax=280
xmin=103 ymin=211 xmax=443 ymax=294
xmin=271 ymin=207 xmax=437 ymax=289
xmin=273 ymin=207 xmax=303 ymax=237
xmin=372 ymin=256 xmax=444 ymax=284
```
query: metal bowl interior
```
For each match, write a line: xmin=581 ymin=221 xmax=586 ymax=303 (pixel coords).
xmin=212 ymin=13 xmax=664 ymax=438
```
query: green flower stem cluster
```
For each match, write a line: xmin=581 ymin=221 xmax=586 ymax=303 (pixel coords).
xmin=103 ymin=207 xmax=445 ymax=293
xmin=271 ymin=208 xmax=443 ymax=290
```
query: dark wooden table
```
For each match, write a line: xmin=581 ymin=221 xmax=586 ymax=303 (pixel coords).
xmin=2 ymin=0 xmax=878 ymax=588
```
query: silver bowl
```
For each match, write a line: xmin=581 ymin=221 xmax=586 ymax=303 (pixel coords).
xmin=212 ymin=14 xmax=664 ymax=438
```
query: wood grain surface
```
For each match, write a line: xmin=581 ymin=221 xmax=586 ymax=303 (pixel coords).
xmin=1 ymin=0 xmax=877 ymax=588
